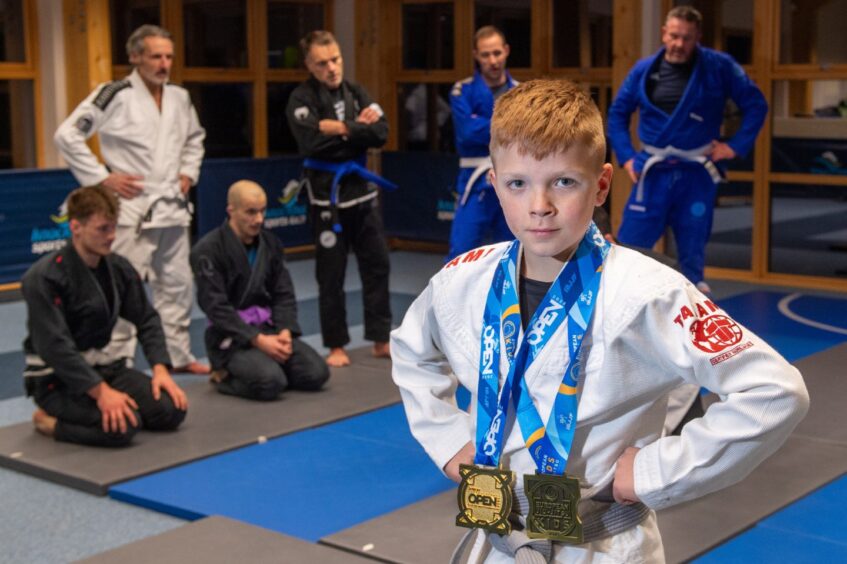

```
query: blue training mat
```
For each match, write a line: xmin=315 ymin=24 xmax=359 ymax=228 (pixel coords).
xmin=718 ymin=291 xmax=847 ymax=362
xmin=109 ymin=404 xmax=454 ymax=542
xmin=694 ymin=474 xmax=847 ymax=563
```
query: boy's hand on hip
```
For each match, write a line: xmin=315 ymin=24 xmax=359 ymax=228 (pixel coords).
xmin=613 ymin=446 xmax=641 ymax=505
xmin=444 ymin=441 xmax=475 ymax=483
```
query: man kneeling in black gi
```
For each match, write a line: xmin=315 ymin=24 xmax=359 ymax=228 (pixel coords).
xmin=23 ymin=185 xmax=188 ymax=447
xmin=190 ymin=180 xmax=329 ymax=401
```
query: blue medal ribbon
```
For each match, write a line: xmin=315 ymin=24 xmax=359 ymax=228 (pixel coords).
xmin=473 ymin=222 xmax=609 ymax=475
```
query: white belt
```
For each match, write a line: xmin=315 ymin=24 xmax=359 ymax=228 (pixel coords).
xmin=459 ymin=156 xmax=493 ymax=206
xmin=635 ymin=143 xmax=723 ymax=203
xmin=24 ymin=349 xmax=112 ymax=378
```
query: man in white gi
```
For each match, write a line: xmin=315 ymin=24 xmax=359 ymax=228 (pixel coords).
xmin=55 ymin=24 xmax=208 ymax=374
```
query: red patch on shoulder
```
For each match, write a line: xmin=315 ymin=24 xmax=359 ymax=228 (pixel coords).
xmin=53 ymin=296 xmax=62 ymax=306
xmin=55 ymin=256 xmax=63 ymax=263
xmin=689 ymin=314 xmax=743 ymax=353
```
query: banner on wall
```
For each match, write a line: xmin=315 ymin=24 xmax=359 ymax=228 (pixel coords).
xmin=0 ymin=158 xmax=313 ymax=285
xmin=0 ymin=168 xmax=79 ymax=285
xmin=194 ymin=157 xmax=311 ymax=244
xmin=381 ymin=151 xmax=458 ymax=243
xmin=1 ymin=154 xmax=465 ymax=285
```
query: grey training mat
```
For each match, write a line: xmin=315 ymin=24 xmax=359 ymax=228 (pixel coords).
xmin=788 ymin=342 xmax=847 ymax=444
xmin=0 ymin=347 xmax=397 ymax=495
xmin=321 ymin=489 xmax=464 ymax=564
xmin=76 ymin=515 xmax=373 ymax=564
xmin=658 ymin=435 xmax=847 ymax=563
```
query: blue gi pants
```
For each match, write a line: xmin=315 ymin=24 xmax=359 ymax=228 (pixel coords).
xmin=617 ymin=162 xmax=717 ymax=284
xmin=447 ymin=184 xmax=512 ymax=260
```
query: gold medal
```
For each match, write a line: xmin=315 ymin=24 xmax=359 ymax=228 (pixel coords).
xmin=456 ymin=464 xmax=514 ymax=534
xmin=524 ymin=473 xmax=583 ymax=543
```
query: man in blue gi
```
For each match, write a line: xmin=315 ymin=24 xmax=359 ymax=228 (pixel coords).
xmin=607 ymin=5 xmax=767 ymax=292
xmin=446 ymin=25 xmax=518 ymax=260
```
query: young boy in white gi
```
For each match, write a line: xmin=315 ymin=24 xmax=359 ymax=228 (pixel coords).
xmin=391 ymin=79 xmax=809 ymax=562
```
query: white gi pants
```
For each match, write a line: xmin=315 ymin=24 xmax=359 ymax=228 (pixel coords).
xmin=102 ymin=225 xmax=195 ymax=367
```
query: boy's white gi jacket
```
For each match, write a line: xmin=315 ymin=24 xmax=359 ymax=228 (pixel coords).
xmin=55 ymin=69 xmax=205 ymax=229
xmin=391 ymin=242 xmax=809 ymax=562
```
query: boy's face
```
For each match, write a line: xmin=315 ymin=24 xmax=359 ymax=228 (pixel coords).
xmin=490 ymin=144 xmax=612 ymax=280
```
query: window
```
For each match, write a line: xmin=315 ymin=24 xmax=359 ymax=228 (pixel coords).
xmin=0 ymin=79 xmax=36 ymax=168
xmin=475 ymin=0 xmax=531 ymax=68
xmin=110 ymin=0 xmax=161 ymax=66
xmin=267 ymin=1 xmax=324 ymax=69
xmin=0 ymin=0 xmax=37 ymax=169
xmin=186 ymin=83 xmax=253 ymax=157
xmin=396 ymin=83 xmax=454 ymax=152
xmin=183 ymin=0 xmax=248 ymax=68
xmin=674 ymin=0 xmax=753 ymax=65
xmin=402 ymin=2 xmax=454 ymax=70
xmin=779 ymin=0 xmax=847 ymax=65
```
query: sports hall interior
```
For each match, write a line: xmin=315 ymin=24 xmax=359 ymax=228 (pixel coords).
xmin=0 ymin=0 xmax=845 ymax=562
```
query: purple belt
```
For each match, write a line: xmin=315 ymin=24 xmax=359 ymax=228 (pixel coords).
xmin=208 ymin=306 xmax=272 ymax=327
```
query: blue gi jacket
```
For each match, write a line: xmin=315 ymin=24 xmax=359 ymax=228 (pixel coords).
xmin=450 ymin=70 xmax=518 ymax=159
xmin=608 ymin=46 xmax=767 ymax=173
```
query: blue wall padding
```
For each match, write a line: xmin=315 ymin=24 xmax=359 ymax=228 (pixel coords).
xmin=109 ymin=404 xmax=454 ymax=542
xmin=718 ymin=291 xmax=847 ymax=362
xmin=694 ymin=474 xmax=847 ymax=562
xmin=0 ymin=168 xmax=78 ymax=283
xmin=194 ymin=157 xmax=310 ymax=244
xmin=381 ymin=151 xmax=457 ymax=243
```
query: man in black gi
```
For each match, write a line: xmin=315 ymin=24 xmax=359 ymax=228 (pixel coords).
xmin=190 ymin=180 xmax=330 ymax=401
xmin=286 ymin=30 xmax=392 ymax=368
xmin=23 ymin=185 xmax=187 ymax=447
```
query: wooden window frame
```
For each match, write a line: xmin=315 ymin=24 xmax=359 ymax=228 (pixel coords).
xmin=0 ymin=0 xmax=43 ymax=167
xmin=110 ymin=0 xmax=332 ymax=158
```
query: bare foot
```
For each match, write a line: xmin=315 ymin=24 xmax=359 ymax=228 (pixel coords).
xmin=32 ymin=409 xmax=57 ymax=437
xmin=174 ymin=361 xmax=211 ymax=375
xmin=326 ymin=347 xmax=351 ymax=367
xmin=209 ymin=369 xmax=228 ymax=384
xmin=372 ymin=341 xmax=391 ymax=359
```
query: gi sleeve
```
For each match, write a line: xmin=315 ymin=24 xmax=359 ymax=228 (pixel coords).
xmin=178 ymin=96 xmax=206 ymax=185
xmin=115 ymin=260 xmax=172 ymax=368
xmin=286 ymin=86 xmax=350 ymax=157
xmin=53 ymin=84 xmax=116 ymax=187
xmin=450 ymin=82 xmax=491 ymax=152
xmin=723 ymin=58 xmax=768 ymax=158
xmin=21 ymin=268 xmax=102 ymax=395
xmin=391 ymin=282 xmax=473 ymax=474
xmin=190 ymin=242 xmax=261 ymax=347
xmin=270 ymin=245 xmax=302 ymax=337
xmin=607 ymin=66 xmax=643 ymax=166
xmin=629 ymin=283 xmax=809 ymax=510
xmin=344 ymin=85 xmax=388 ymax=150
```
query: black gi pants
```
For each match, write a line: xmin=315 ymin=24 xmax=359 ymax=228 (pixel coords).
xmin=217 ymin=339 xmax=330 ymax=401
xmin=310 ymin=200 xmax=392 ymax=348
xmin=32 ymin=361 xmax=186 ymax=448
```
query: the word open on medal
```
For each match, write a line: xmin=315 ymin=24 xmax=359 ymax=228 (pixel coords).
xmin=524 ymin=473 xmax=584 ymax=543
xmin=456 ymin=464 xmax=513 ymax=535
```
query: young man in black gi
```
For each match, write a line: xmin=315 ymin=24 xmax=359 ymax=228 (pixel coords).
xmin=286 ymin=30 xmax=392 ymax=368
xmin=23 ymin=185 xmax=187 ymax=447
xmin=190 ymin=180 xmax=330 ymax=401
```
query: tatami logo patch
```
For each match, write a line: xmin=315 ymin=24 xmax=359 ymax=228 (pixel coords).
xmin=673 ymin=300 xmax=754 ymax=365
xmin=689 ymin=314 xmax=742 ymax=353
